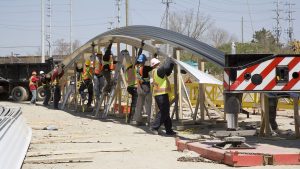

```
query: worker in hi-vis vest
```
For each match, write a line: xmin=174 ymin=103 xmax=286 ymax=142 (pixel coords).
xmin=79 ymin=59 xmax=94 ymax=107
xmin=123 ymin=50 xmax=137 ymax=123
xmin=51 ymin=64 xmax=64 ymax=109
xmin=102 ymin=42 xmax=116 ymax=94
xmin=132 ymin=54 xmax=153 ymax=126
xmin=29 ymin=71 xmax=39 ymax=105
xmin=93 ymin=51 xmax=105 ymax=101
xmin=150 ymin=57 xmax=177 ymax=135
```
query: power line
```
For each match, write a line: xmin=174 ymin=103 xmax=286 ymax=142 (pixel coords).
xmin=162 ymin=0 xmax=173 ymax=55
xmin=285 ymin=0 xmax=295 ymax=43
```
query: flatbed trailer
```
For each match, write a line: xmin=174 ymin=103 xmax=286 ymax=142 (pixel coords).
xmin=0 ymin=59 xmax=54 ymax=101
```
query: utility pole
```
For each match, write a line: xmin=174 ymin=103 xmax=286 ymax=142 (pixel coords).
xmin=116 ymin=0 xmax=121 ymax=28
xmin=47 ymin=0 xmax=52 ymax=58
xmin=126 ymin=0 xmax=129 ymax=26
xmin=241 ymin=16 xmax=244 ymax=43
xmin=285 ymin=0 xmax=295 ymax=43
xmin=41 ymin=0 xmax=45 ymax=63
xmin=162 ymin=0 xmax=173 ymax=55
xmin=273 ymin=0 xmax=282 ymax=45
xmin=70 ymin=0 xmax=73 ymax=54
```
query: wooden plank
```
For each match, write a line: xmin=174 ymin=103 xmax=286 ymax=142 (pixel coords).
xmin=176 ymin=50 xmax=183 ymax=120
xmin=210 ymin=130 xmax=257 ymax=137
xmin=180 ymin=73 xmax=194 ymax=118
xmin=24 ymin=156 xmax=93 ymax=164
xmin=27 ymin=148 xmax=130 ymax=157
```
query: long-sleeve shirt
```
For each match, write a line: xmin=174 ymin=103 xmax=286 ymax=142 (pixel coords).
xmin=157 ymin=57 xmax=174 ymax=78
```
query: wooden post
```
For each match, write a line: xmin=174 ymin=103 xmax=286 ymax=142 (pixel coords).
xmin=74 ymin=62 xmax=78 ymax=112
xmin=117 ymin=42 xmax=122 ymax=114
xmin=173 ymin=49 xmax=179 ymax=120
xmin=176 ymin=50 xmax=183 ymax=120
xmin=198 ymin=59 xmax=205 ymax=120
xmin=293 ymin=96 xmax=300 ymax=138
xmin=260 ymin=93 xmax=271 ymax=137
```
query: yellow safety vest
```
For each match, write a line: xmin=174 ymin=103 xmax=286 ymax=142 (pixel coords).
xmin=152 ymin=68 xmax=171 ymax=96
xmin=83 ymin=66 xmax=93 ymax=80
xmin=125 ymin=65 xmax=137 ymax=87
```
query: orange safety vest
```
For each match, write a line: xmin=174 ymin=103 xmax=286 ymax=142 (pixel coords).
xmin=94 ymin=60 xmax=104 ymax=75
xmin=125 ymin=65 xmax=137 ymax=87
xmin=136 ymin=65 xmax=150 ymax=86
xmin=103 ymin=55 xmax=115 ymax=70
xmin=82 ymin=66 xmax=93 ymax=80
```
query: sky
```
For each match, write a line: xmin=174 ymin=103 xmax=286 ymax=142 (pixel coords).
xmin=0 ymin=0 xmax=299 ymax=56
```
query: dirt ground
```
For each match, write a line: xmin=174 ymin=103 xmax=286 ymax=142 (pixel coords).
xmin=1 ymin=101 xmax=300 ymax=169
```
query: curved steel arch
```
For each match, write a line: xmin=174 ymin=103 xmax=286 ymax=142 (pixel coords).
xmin=62 ymin=25 xmax=225 ymax=70
xmin=98 ymin=25 xmax=225 ymax=67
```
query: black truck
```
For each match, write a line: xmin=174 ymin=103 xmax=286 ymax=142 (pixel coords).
xmin=0 ymin=58 xmax=54 ymax=101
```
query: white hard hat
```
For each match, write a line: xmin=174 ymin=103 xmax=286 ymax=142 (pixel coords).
xmin=39 ymin=71 xmax=45 ymax=74
xmin=150 ymin=58 xmax=160 ymax=67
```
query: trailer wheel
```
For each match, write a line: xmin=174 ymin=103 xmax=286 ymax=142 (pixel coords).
xmin=37 ymin=86 xmax=45 ymax=101
xmin=11 ymin=86 xmax=28 ymax=101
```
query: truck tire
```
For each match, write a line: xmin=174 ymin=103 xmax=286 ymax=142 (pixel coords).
xmin=11 ymin=86 xmax=29 ymax=101
xmin=37 ymin=86 xmax=45 ymax=101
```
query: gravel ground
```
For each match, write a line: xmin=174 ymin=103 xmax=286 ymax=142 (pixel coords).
xmin=1 ymin=101 xmax=299 ymax=169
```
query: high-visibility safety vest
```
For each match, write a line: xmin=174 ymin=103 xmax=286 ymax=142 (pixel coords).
xmin=152 ymin=68 xmax=171 ymax=96
xmin=136 ymin=65 xmax=150 ymax=85
xmin=94 ymin=60 xmax=103 ymax=75
xmin=29 ymin=76 xmax=37 ymax=86
xmin=125 ymin=65 xmax=137 ymax=87
xmin=103 ymin=55 xmax=114 ymax=70
xmin=82 ymin=66 xmax=93 ymax=80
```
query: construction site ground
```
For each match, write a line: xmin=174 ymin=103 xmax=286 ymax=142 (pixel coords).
xmin=1 ymin=101 xmax=299 ymax=169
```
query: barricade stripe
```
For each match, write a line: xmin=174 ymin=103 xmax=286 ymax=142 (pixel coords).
xmin=256 ymin=57 xmax=294 ymax=90
xmin=245 ymin=57 xmax=284 ymax=90
xmin=230 ymin=64 xmax=259 ymax=90
xmin=235 ymin=59 xmax=273 ymax=90
xmin=272 ymin=58 xmax=300 ymax=90
xmin=282 ymin=60 xmax=300 ymax=90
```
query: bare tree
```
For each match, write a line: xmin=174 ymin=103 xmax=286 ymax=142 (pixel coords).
xmin=169 ymin=10 xmax=212 ymax=40
xmin=53 ymin=39 xmax=81 ymax=56
xmin=208 ymin=27 xmax=237 ymax=47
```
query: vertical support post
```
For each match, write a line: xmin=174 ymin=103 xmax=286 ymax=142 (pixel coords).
xmin=199 ymin=59 xmax=205 ymax=120
xmin=260 ymin=93 xmax=271 ymax=137
xmin=74 ymin=62 xmax=78 ymax=111
xmin=176 ymin=50 xmax=183 ymax=120
xmin=117 ymin=42 xmax=122 ymax=114
xmin=293 ymin=96 xmax=300 ymax=138
xmin=173 ymin=48 xmax=179 ymax=120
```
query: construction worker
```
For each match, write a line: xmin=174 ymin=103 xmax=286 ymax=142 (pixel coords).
xmin=93 ymin=51 xmax=105 ymax=101
xmin=102 ymin=42 xmax=115 ymax=94
xmin=132 ymin=54 xmax=153 ymax=126
xmin=39 ymin=71 xmax=51 ymax=106
xmin=150 ymin=57 xmax=177 ymax=135
xmin=52 ymin=64 xmax=64 ymax=109
xmin=79 ymin=59 xmax=94 ymax=107
xmin=123 ymin=50 xmax=137 ymax=123
xmin=29 ymin=71 xmax=39 ymax=105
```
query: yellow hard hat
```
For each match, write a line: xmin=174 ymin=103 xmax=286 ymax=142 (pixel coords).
xmin=85 ymin=60 xmax=91 ymax=66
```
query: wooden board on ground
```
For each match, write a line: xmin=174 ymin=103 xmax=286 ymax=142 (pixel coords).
xmin=24 ymin=156 xmax=93 ymax=164
xmin=27 ymin=148 xmax=130 ymax=157
xmin=209 ymin=130 xmax=257 ymax=137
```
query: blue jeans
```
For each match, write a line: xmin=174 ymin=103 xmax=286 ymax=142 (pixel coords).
xmin=30 ymin=90 xmax=37 ymax=104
